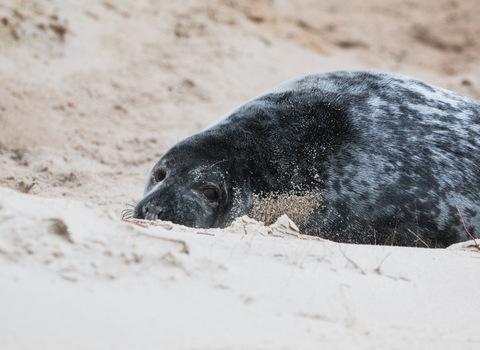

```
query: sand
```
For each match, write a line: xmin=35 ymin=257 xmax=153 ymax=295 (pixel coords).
xmin=1 ymin=0 xmax=480 ymax=349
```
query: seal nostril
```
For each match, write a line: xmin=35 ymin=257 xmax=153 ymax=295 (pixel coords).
xmin=142 ymin=205 xmax=150 ymax=219
xmin=153 ymin=169 xmax=167 ymax=183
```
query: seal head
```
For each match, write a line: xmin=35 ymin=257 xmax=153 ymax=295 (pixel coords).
xmin=132 ymin=132 xmax=253 ymax=228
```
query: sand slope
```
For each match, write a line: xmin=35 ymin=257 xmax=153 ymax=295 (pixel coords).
xmin=1 ymin=188 xmax=480 ymax=349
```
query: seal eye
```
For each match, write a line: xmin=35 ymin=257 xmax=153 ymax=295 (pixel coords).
xmin=153 ymin=169 xmax=167 ymax=183
xmin=203 ymin=188 xmax=218 ymax=202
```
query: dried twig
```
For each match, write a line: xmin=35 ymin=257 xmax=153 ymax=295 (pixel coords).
xmin=456 ymin=205 xmax=479 ymax=248
xmin=390 ymin=206 xmax=402 ymax=245
xmin=339 ymin=246 xmax=366 ymax=274
xmin=374 ymin=252 xmax=391 ymax=275
xmin=197 ymin=232 xmax=215 ymax=236
xmin=406 ymin=228 xmax=430 ymax=248
xmin=414 ymin=198 xmax=420 ymax=234
xmin=128 ymin=220 xmax=149 ymax=228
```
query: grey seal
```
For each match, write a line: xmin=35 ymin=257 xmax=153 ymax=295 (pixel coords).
xmin=131 ymin=71 xmax=480 ymax=247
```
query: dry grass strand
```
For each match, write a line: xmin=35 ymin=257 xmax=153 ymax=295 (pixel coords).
xmin=456 ymin=205 xmax=479 ymax=248
xmin=406 ymin=228 xmax=430 ymax=248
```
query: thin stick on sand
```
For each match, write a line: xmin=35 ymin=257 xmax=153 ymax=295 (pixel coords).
xmin=456 ymin=205 xmax=479 ymax=248
xmin=406 ymin=228 xmax=430 ymax=248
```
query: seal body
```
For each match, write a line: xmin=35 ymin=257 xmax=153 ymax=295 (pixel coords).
xmin=132 ymin=71 xmax=480 ymax=247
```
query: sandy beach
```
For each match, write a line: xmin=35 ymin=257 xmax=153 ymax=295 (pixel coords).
xmin=1 ymin=0 xmax=480 ymax=349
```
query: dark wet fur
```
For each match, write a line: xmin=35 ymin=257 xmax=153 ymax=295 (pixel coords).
xmin=133 ymin=71 xmax=480 ymax=247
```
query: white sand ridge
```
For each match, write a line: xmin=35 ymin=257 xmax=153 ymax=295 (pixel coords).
xmin=1 ymin=188 xmax=480 ymax=349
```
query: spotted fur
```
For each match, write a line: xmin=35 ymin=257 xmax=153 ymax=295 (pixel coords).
xmin=133 ymin=71 xmax=480 ymax=247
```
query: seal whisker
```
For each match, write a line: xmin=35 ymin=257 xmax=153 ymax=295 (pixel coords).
xmin=121 ymin=208 xmax=133 ymax=220
xmin=121 ymin=198 xmax=138 ymax=221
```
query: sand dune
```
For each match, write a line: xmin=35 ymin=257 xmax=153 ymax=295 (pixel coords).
xmin=1 ymin=1 xmax=480 ymax=348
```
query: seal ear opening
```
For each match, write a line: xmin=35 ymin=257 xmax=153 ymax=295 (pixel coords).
xmin=153 ymin=168 xmax=167 ymax=183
